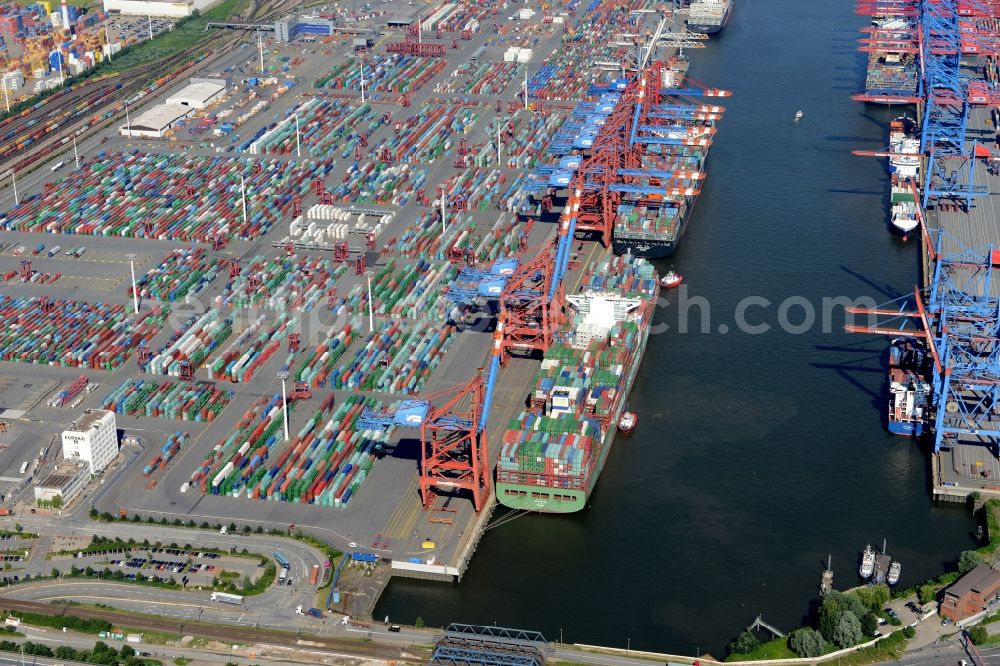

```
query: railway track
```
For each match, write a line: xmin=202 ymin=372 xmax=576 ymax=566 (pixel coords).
xmin=0 ymin=598 xmax=430 ymax=662
xmin=0 ymin=0 xmax=302 ymax=178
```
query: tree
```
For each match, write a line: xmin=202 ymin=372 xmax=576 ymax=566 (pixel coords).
xmin=120 ymin=644 xmax=135 ymax=658
xmin=14 ymin=524 xmax=21 ymax=533
xmin=902 ymin=625 xmax=916 ymax=639
xmin=959 ymin=550 xmax=985 ymax=574
xmin=55 ymin=646 xmax=78 ymax=660
xmin=414 ymin=616 xmax=425 ymax=628
xmin=727 ymin=630 xmax=759 ymax=655
xmin=851 ymin=584 xmax=890 ymax=612
xmin=860 ymin=612 xmax=878 ymax=637
xmin=833 ymin=611 xmax=863 ymax=648
xmin=969 ymin=625 xmax=989 ymax=645
xmin=918 ymin=584 xmax=938 ymax=604
xmin=789 ymin=627 xmax=825 ymax=658
xmin=51 ymin=567 xmax=60 ymax=578
xmin=51 ymin=495 xmax=63 ymax=509
xmin=89 ymin=508 xmax=99 ymax=519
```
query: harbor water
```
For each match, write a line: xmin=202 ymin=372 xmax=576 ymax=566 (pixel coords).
xmin=375 ymin=0 xmax=977 ymax=654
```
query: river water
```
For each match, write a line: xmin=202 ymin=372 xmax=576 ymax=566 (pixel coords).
xmin=375 ymin=0 xmax=977 ymax=655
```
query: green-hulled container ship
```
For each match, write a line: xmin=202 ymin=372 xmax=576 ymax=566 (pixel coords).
xmin=495 ymin=253 xmax=659 ymax=513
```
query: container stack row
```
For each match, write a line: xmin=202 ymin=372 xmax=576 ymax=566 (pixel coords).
xmin=188 ymin=393 xmax=289 ymax=495
xmin=0 ymin=152 xmax=335 ymax=243
xmin=316 ymin=54 xmax=445 ymax=94
xmin=103 ymin=378 xmax=233 ymax=422
xmin=0 ymin=295 xmax=167 ymax=369
xmin=332 ymin=161 xmax=425 ymax=206
xmin=248 ymin=98 xmax=376 ymax=156
xmin=435 ymin=61 xmax=522 ymax=96
xmin=142 ymin=432 xmax=191 ymax=478
xmin=145 ymin=309 xmax=234 ymax=376
xmin=132 ymin=248 xmax=221 ymax=302
xmin=438 ymin=167 xmax=527 ymax=211
xmin=207 ymin=313 xmax=296 ymax=383
xmin=370 ymin=258 xmax=457 ymax=320
xmin=295 ymin=320 xmax=357 ymax=388
xmin=216 ymin=256 xmax=348 ymax=312
xmin=253 ymin=394 xmax=390 ymax=507
xmin=370 ymin=104 xmax=477 ymax=164
xmin=332 ymin=320 xmax=456 ymax=394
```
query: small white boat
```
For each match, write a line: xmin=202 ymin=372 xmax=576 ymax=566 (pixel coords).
xmin=659 ymin=270 xmax=683 ymax=289
xmin=794 ymin=110 xmax=804 ymax=121
xmin=618 ymin=411 xmax=637 ymax=434
xmin=887 ymin=560 xmax=901 ymax=585
xmin=859 ymin=544 xmax=876 ymax=579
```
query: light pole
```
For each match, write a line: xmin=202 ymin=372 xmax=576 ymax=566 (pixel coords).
xmin=293 ymin=113 xmax=301 ymax=157
xmin=439 ymin=184 xmax=447 ymax=235
xmin=240 ymin=171 xmax=248 ymax=225
xmin=127 ymin=254 xmax=139 ymax=314
xmin=125 ymin=100 xmax=132 ymax=138
xmin=5 ymin=169 xmax=18 ymax=205
xmin=257 ymin=30 xmax=264 ymax=73
xmin=147 ymin=3 xmax=154 ymax=40
xmin=105 ymin=26 xmax=112 ymax=61
xmin=365 ymin=270 xmax=374 ymax=333
xmin=359 ymin=59 xmax=365 ymax=104
xmin=523 ymin=67 xmax=528 ymax=110
xmin=72 ymin=133 xmax=80 ymax=169
xmin=277 ymin=371 xmax=289 ymax=441
xmin=1 ymin=77 xmax=8 ymax=114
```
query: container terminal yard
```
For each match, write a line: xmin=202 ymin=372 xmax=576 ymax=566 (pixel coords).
xmin=0 ymin=0 xmax=729 ymax=642
xmin=850 ymin=2 xmax=1000 ymax=502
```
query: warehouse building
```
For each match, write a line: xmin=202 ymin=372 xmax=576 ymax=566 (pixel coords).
xmin=61 ymin=410 xmax=118 ymax=474
xmin=165 ymin=78 xmax=227 ymax=109
xmin=34 ymin=463 xmax=89 ymax=506
xmin=273 ymin=14 xmax=337 ymax=41
xmin=120 ymin=104 xmax=190 ymax=138
xmin=102 ymin=0 xmax=221 ymax=18
xmin=940 ymin=565 xmax=1000 ymax=622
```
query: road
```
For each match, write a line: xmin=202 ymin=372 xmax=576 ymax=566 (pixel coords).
xmin=0 ymin=517 xmax=332 ymax=627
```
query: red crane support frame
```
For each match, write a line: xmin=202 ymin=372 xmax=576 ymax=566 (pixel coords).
xmin=498 ymin=243 xmax=561 ymax=364
xmin=419 ymin=374 xmax=490 ymax=512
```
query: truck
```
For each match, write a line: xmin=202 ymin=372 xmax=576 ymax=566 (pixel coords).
xmin=74 ymin=247 xmax=86 ymax=258
xmin=32 ymin=244 xmax=44 ymax=256
xmin=210 ymin=592 xmax=243 ymax=605
xmin=47 ymin=245 xmax=61 ymax=258
xmin=306 ymin=607 xmax=323 ymax=618
xmin=309 ymin=564 xmax=320 ymax=586
xmin=274 ymin=551 xmax=290 ymax=569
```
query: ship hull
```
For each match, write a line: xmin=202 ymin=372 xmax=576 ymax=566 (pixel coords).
xmin=612 ymin=238 xmax=677 ymax=258
xmin=495 ymin=304 xmax=653 ymax=514
xmin=687 ymin=0 xmax=732 ymax=34
xmin=888 ymin=419 xmax=923 ymax=437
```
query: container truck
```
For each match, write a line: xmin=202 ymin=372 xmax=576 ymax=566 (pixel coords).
xmin=32 ymin=244 xmax=44 ymax=255
xmin=274 ymin=551 xmax=290 ymax=568
xmin=47 ymin=245 xmax=61 ymax=257
xmin=210 ymin=592 xmax=243 ymax=605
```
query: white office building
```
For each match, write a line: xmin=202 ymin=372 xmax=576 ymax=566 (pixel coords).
xmin=61 ymin=410 xmax=118 ymax=474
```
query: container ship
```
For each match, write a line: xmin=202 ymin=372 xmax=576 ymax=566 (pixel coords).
xmin=863 ymin=18 xmax=919 ymax=103
xmin=686 ymin=0 xmax=733 ymax=35
xmin=495 ymin=254 xmax=659 ymax=513
xmin=888 ymin=337 xmax=931 ymax=437
xmin=610 ymin=58 xmax=715 ymax=258
xmin=887 ymin=117 xmax=920 ymax=236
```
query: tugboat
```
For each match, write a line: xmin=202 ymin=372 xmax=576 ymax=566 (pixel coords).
xmin=794 ymin=110 xmax=804 ymax=121
xmin=659 ymin=270 xmax=683 ymax=289
xmin=618 ymin=410 xmax=637 ymax=434
xmin=859 ymin=544 xmax=876 ymax=579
